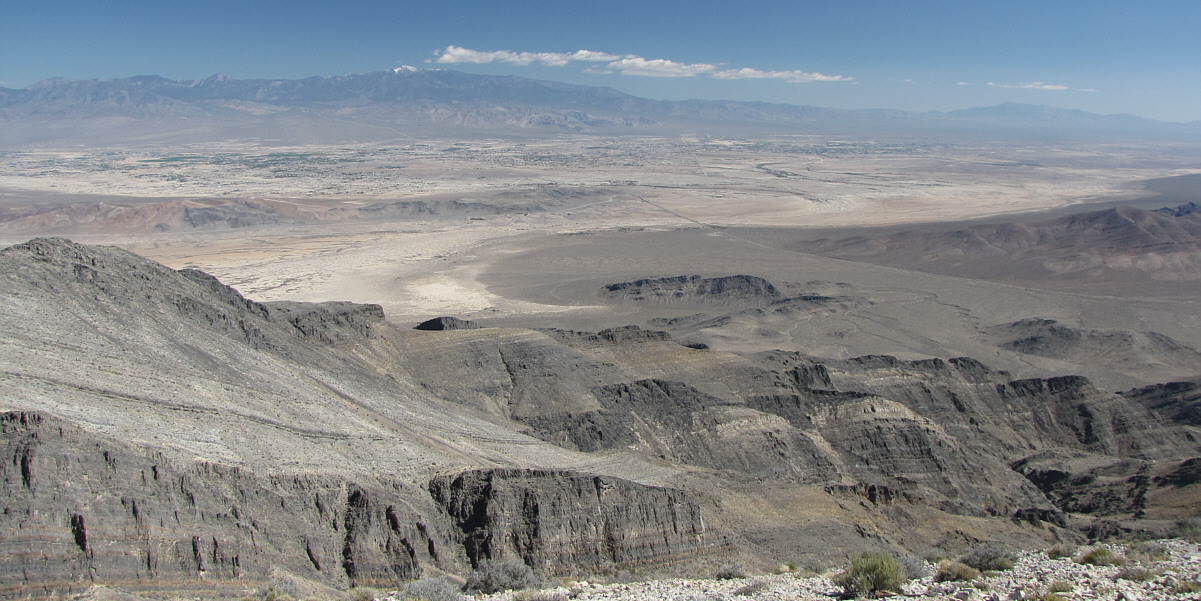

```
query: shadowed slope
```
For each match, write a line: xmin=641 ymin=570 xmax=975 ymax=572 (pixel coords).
xmin=788 ymin=203 xmax=1201 ymax=289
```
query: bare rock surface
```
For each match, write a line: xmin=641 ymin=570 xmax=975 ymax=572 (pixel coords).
xmin=414 ymin=316 xmax=480 ymax=331
xmin=2 ymin=238 xmax=1200 ymax=598
xmin=600 ymin=275 xmax=780 ymax=305
xmin=430 ymin=469 xmax=714 ymax=575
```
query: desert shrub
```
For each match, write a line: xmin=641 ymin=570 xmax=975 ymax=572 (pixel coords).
xmin=1045 ymin=544 xmax=1075 ymax=560
xmin=398 ymin=576 xmax=468 ymax=601
xmin=960 ymin=543 xmax=1015 ymax=571
xmin=833 ymin=552 xmax=904 ymax=597
xmin=1047 ymin=580 xmax=1072 ymax=593
xmin=513 ymin=590 xmax=568 ymax=601
xmin=348 ymin=586 xmax=382 ymax=601
xmin=1128 ymin=541 xmax=1167 ymax=563
xmin=897 ymin=555 xmax=931 ymax=579
xmin=1172 ymin=581 xmax=1201 ymax=594
xmin=713 ymin=564 xmax=747 ymax=580
xmin=733 ymin=580 xmax=769 ymax=596
xmin=1115 ymin=566 xmax=1158 ymax=582
xmin=1078 ymin=547 xmax=1124 ymax=566
xmin=934 ymin=561 xmax=979 ymax=582
xmin=1174 ymin=517 xmax=1201 ymax=542
xmin=1040 ymin=594 xmax=1067 ymax=601
xmin=260 ymin=578 xmax=301 ymax=601
xmin=923 ymin=551 xmax=950 ymax=564
xmin=465 ymin=558 xmax=540 ymax=594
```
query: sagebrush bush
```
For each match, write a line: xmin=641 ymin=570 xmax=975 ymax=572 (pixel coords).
xmin=261 ymin=584 xmax=297 ymax=601
xmin=1173 ymin=581 xmax=1201 ymax=594
xmin=513 ymin=590 xmax=568 ymax=601
xmin=1174 ymin=517 xmax=1201 ymax=543
xmin=897 ymin=555 xmax=930 ymax=579
xmin=1047 ymin=580 xmax=1072 ymax=593
xmin=465 ymin=558 xmax=540 ymax=594
xmin=833 ymin=552 xmax=904 ymax=597
xmin=1115 ymin=566 xmax=1158 ymax=582
xmin=348 ymin=586 xmax=382 ymax=601
xmin=1045 ymin=544 xmax=1075 ymax=560
xmin=713 ymin=563 xmax=747 ymax=580
xmin=934 ymin=561 xmax=979 ymax=582
xmin=733 ymin=580 xmax=769 ymax=596
xmin=1079 ymin=548 xmax=1124 ymax=566
xmin=1129 ymin=540 xmax=1167 ymax=563
xmin=399 ymin=576 xmax=469 ymax=601
xmin=960 ymin=543 xmax=1015 ymax=571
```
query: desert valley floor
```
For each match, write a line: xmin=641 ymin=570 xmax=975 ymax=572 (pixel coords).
xmin=1 ymin=134 xmax=1199 ymax=598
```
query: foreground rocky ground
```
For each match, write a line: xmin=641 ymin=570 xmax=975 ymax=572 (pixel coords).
xmin=372 ymin=540 xmax=1201 ymax=601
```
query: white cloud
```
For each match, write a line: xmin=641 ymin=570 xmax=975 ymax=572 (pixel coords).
xmin=957 ymin=81 xmax=971 ymax=86
xmin=431 ymin=45 xmax=622 ymax=67
xmin=430 ymin=46 xmax=850 ymax=83
xmin=712 ymin=67 xmax=851 ymax=83
xmin=988 ymin=81 xmax=1096 ymax=92
xmin=593 ymin=57 xmax=718 ymax=78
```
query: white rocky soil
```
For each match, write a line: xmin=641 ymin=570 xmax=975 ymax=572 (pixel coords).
xmin=379 ymin=540 xmax=1201 ymax=601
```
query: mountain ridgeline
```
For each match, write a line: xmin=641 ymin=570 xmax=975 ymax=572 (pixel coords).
xmin=1 ymin=238 xmax=1198 ymax=597
xmin=2 ymin=69 xmax=1196 ymax=146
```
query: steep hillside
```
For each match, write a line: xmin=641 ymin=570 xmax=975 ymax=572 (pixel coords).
xmin=0 ymin=239 xmax=721 ymax=597
xmin=1 ymin=239 xmax=1198 ymax=598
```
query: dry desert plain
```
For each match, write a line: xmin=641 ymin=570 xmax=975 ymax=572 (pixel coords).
xmin=2 ymin=135 xmax=1198 ymax=391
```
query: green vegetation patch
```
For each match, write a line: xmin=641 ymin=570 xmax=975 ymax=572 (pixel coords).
xmin=834 ymin=552 xmax=904 ymax=597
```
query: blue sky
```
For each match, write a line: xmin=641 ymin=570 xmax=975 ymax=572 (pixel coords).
xmin=2 ymin=0 xmax=1199 ymax=121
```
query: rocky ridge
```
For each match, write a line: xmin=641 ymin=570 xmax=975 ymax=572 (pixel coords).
xmin=2 ymin=238 xmax=1200 ymax=598
xmin=786 ymin=203 xmax=1201 ymax=288
xmin=0 ymin=239 xmax=723 ymax=597
xmin=600 ymin=275 xmax=781 ymax=306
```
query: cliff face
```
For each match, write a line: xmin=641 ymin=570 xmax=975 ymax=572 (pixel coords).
xmin=0 ymin=411 xmax=445 ymax=596
xmin=429 ymin=469 xmax=714 ymax=575
xmin=0 ymin=410 xmax=717 ymax=597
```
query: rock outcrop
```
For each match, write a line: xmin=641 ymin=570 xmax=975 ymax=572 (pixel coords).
xmin=984 ymin=318 xmax=1201 ymax=384
xmin=268 ymin=301 xmax=386 ymax=345
xmin=429 ymin=469 xmax=714 ymax=575
xmin=0 ymin=411 xmax=445 ymax=595
xmin=600 ymin=275 xmax=780 ymax=305
xmin=1122 ymin=379 xmax=1201 ymax=427
xmin=414 ymin=316 xmax=480 ymax=331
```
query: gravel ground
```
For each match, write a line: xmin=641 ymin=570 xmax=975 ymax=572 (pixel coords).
xmin=381 ymin=539 xmax=1201 ymax=601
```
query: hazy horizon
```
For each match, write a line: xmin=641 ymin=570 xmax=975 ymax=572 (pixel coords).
xmin=3 ymin=0 xmax=1198 ymax=122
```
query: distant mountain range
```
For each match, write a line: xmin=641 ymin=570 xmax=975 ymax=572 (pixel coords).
xmin=2 ymin=69 xmax=1198 ymax=146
